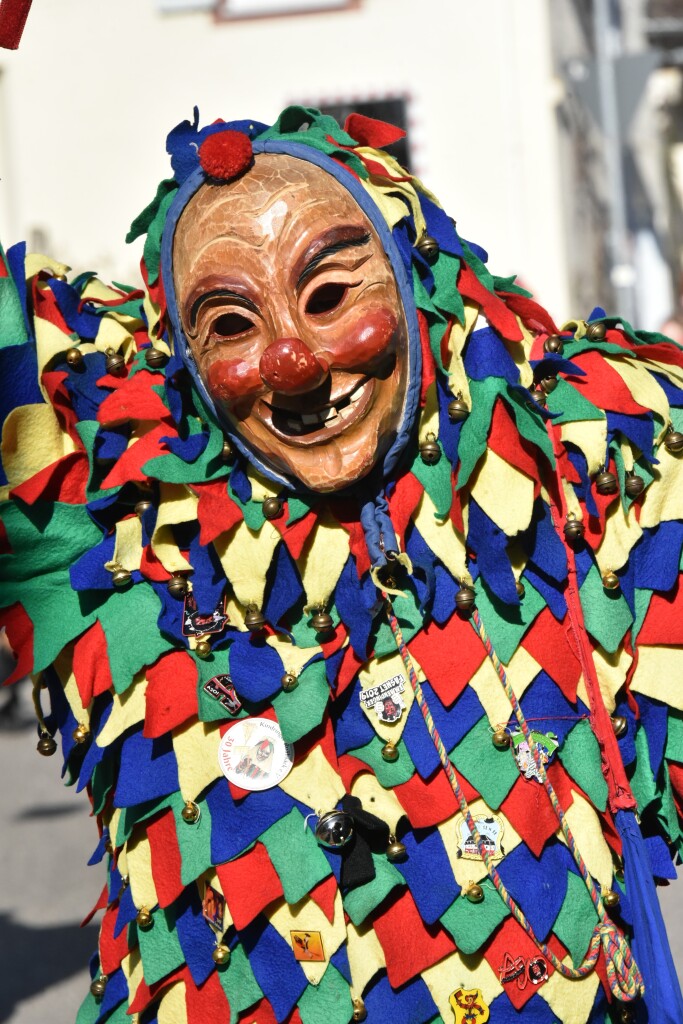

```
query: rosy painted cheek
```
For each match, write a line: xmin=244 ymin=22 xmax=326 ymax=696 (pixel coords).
xmin=206 ymin=358 xmax=263 ymax=405
xmin=322 ymin=307 xmax=398 ymax=370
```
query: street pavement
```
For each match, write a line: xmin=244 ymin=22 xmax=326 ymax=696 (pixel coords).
xmin=1 ymin=680 xmax=682 ymax=1023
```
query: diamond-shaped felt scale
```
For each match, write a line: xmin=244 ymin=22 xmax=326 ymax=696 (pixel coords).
xmin=521 ymin=608 xmax=581 ymax=704
xmin=297 ymin=965 xmax=353 ymax=1024
xmin=364 ymin=973 xmax=439 ymax=1024
xmin=214 ymin=942 xmax=263 ymax=1021
xmin=272 ymin=659 xmax=330 ymax=745
xmin=440 ymin=879 xmax=510 ymax=954
xmin=240 ymin=917 xmax=308 ymax=1023
xmin=394 ymin=761 xmax=478 ymax=829
xmin=500 ymin=773 xmax=574 ymax=859
xmin=552 ymin=870 xmax=599 ymax=968
xmin=558 ymin=720 xmax=608 ymax=812
xmin=579 ymin=565 xmax=634 ymax=655
xmin=137 ymin=905 xmax=186 ymax=987
xmin=346 ymin=737 xmax=416 ymax=787
xmin=260 ymin=808 xmax=332 ymax=905
xmin=342 ymin=853 xmax=405 ymax=926
xmin=217 ymin=841 xmax=284 ymax=931
xmin=451 ymin=716 xmax=520 ymax=809
xmin=496 ymin=840 xmax=577 ymax=943
xmin=484 ymin=916 xmax=560 ymax=1011
xmin=373 ymin=887 xmax=456 ymax=988
xmin=184 ymin=970 xmax=231 ymax=1020
xmin=204 ymin=778 xmax=295 ymax=863
xmin=147 ymin=808 xmax=183 ymax=908
xmin=394 ymin=827 xmax=461 ymax=923
xmin=474 ymin=576 xmax=547 ymax=665
xmin=115 ymin=730 xmax=180 ymax=808
xmin=174 ymin=886 xmax=216 ymax=988
xmin=487 ymin=988 xmax=561 ymax=1022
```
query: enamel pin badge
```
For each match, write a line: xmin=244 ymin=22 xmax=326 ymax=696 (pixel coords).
xmin=290 ymin=930 xmax=326 ymax=962
xmin=511 ymin=730 xmax=559 ymax=783
xmin=449 ymin=988 xmax=490 ymax=1023
xmin=203 ymin=674 xmax=242 ymax=715
xmin=455 ymin=812 xmax=505 ymax=862
xmin=360 ymin=673 xmax=407 ymax=723
xmin=182 ymin=591 xmax=229 ymax=637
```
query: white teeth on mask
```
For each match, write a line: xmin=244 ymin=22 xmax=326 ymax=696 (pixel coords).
xmin=278 ymin=382 xmax=366 ymax=433
xmin=322 ymin=407 xmax=338 ymax=422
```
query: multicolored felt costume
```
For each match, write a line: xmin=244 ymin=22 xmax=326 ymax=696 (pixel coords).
xmin=2 ymin=107 xmax=683 ymax=1024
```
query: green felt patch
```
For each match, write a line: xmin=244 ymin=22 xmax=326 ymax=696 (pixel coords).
xmin=439 ymin=879 xmax=509 ymax=954
xmin=91 ymin=756 xmax=116 ymax=815
xmin=272 ymin=657 xmax=328 ymax=744
xmin=0 ymin=265 xmax=29 ymax=348
xmin=632 ymin=588 xmax=653 ymax=641
xmin=347 ymin=736 xmax=416 ymax=788
xmin=169 ymin=791 xmax=214 ymax=886
xmin=450 ymin=716 xmax=519 ymax=810
xmin=286 ymin=494 xmax=315 ymax=525
xmin=97 ymin=585 xmax=173 ymax=694
xmin=552 ymin=870 xmax=598 ymax=967
xmin=473 ymin=577 xmax=546 ymax=666
xmin=545 ymin=378 xmax=605 ymax=425
xmin=461 ymin=240 xmax=496 ymax=293
xmin=457 ymin=379 xmax=504 ymax=489
xmin=260 ymin=808 xmax=331 ymax=905
xmin=137 ymin=904 xmax=185 ymax=986
xmin=558 ymin=720 xmax=608 ymax=812
xmin=410 ymin=444 xmax=452 ymax=519
xmin=298 ymin=964 xmax=353 ymax=1024
xmin=227 ymin=484 xmax=263 ymax=532
xmin=342 ymin=853 xmax=405 ymax=926
xmin=373 ymin=587 xmax=424 ymax=658
xmin=431 ymin=252 xmax=466 ymax=325
xmin=75 ymin=991 xmax=101 ymax=1024
xmin=493 ymin=275 xmax=532 ymax=298
xmin=217 ymin=942 xmax=264 ymax=1024
xmin=502 ymin=388 xmax=556 ymax=467
xmin=143 ymin=417 xmax=226 ymax=485
xmin=115 ymin=794 xmax=175 ymax=848
xmin=629 ymin=727 xmax=657 ymax=815
xmin=579 ymin=566 xmax=633 ymax=655
xmin=665 ymin=710 xmax=683 ymax=763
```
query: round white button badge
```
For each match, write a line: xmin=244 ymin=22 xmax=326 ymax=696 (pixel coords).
xmin=218 ymin=717 xmax=294 ymax=792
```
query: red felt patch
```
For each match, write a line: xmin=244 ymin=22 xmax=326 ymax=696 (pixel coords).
xmin=196 ymin=480 xmax=243 ymax=547
xmin=144 ymin=651 xmax=198 ymax=738
xmin=417 ymin=310 xmax=436 ymax=405
xmin=387 ymin=472 xmax=425 ymax=550
xmin=484 ymin=917 xmax=564 ymax=1011
xmin=372 ymin=887 xmax=456 ymax=988
xmin=184 ymin=970 xmax=230 ymax=1018
xmin=634 ymin=340 xmax=683 ymax=368
xmin=331 ymin=643 xmax=363 ymax=698
xmin=309 ymin=874 xmax=338 ymax=924
xmin=489 ymin=400 xmax=545 ymax=484
xmin=199 ymin=130 xmax=253 ymax=182
xmin=343 ymin=112 xmax=406 ymax=149
xmin=408 ymin=615 xmax=486 ymax=708
xmin=500 ymin=768 xmax=576 ymax=858
xmin=140 ymin=543 xmax=173 ymax=583
xmin=0 ymin=0 xmax=33 ymax=49
xmin=80 ymin=882 xmax=109 ymax=927
xmin=337 ymin=754 xmax=373 ymax=793
xmin=637 ymin=578 xmax=683 ymax=645
xmin=329 ymin=500 xmax=371 ymax=578
xmin=567 ymin=351 xmax=650 ymax=415
xmin=147 ymin=809 xmax=184 ymax=908
xmin=73 ymin=620 xmax=114 ymax=707
xmin=10 ymin=451 xmax=89 ymax=506
xmin=457 ymin=264 xmax=524 ymax=342
xmin=0 ymin=602 xmax=34 ymax=685
xmin=217 ymin=841 xmax=284 ymax=930
xmin=273 ymin=508 xmax=318 ymax=562
xmin=394 ymin=763 xmax=476 ymax=828
xmin=497 ymin=291 xmax=559 ymax=338
xmin=41 ymin=370 xmax=83 ymax=446
xmin=101 ymin=424 xmax=170 ymax=487
xmin=97 ymin=370 xmax=173 ymax=426
xmin=521 ymin=608 xmax=581 ymax=704
xmin=99 ymin=902 xmax=130 ymax=975
xmin=129 ymin=965 xmax=187 ymax=1015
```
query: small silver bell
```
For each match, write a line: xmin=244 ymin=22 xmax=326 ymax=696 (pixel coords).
xmin=314 ymin=810 xmax=354 ymax=850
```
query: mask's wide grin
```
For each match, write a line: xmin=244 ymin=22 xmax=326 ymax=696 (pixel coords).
xmin=258 ymin=377 xmax=375 ymax=445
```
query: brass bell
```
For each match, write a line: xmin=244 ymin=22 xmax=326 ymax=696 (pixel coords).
xmin=455 ymin=584 xmax=476 ymax=614
xmin=352 ymin=997 xmax=367 ymax=1022
xmin=625 ymin=472 xmax=644 ymax=499
xmin=563 ymin=516 xmax=584 ymax=545
xmin=144 ymin=347 xmax=168 ymax=369
xmin=111 ymin=567 xmax=132 ymax=588
xmin=72 ymin=723 xmax=90 ymax=745
xmin=105 ymin=348 xmax=126 ymax=376
xmin=416 ymin=233 xmax=439 ymax=261
xmin=135 ymin=499 xmax=153 ymax=517
xmin=585 ymin=322 xmax=607 ymax=341
xmin=539 ymin=375 xmax=558 ymax=394
xmin=90 ymin=975 xmax=108 ymax=999
xmin=136 ymin=907 xmax=153 ymax=930
xmin=244 ymin=606 xmax=266 ymax=632
xmin=386 ymin=834 xmax=407 ymax=862
xmin=602 ymin=888 xmax=620 ymax=909
xmin=212 ymin=943 xmax=231 ymax=966
xmin=65 ymin=346 xmax=84 ymax=370
xmin=221 ymin=439 xmax=234 ymax=462
xmin=595 ymin=469 xmax=618 ymax=495
xmin=492 ymin=728 xmax=511 ymax=750
xmin=311 ymin=609 xmax=334 ymax=634
xmin=167 ymin=573 xmax=189 ymax=599
xmin=447 ymin=396 xmax=470 ymax=423
xmin=281 ymin=672 xmax=298 ymax=692
xmin=611 ymin=715 xmax=628 ymax=738
xmin=665 ymin=427 xmax=683 ymax=454
xmin=315 ymin=810 xmax=354 ymax=849
xmin=619 ymin=1006 xmax=636 ymax=1023
xmin=529 ymin=389 xmax=547 ymax=407
xmin=37 ymin=732 xmax=57 ymax=756
xmin=381 ymin=741 xmax=399 ymax=763
xmin=515 ymin=581 xmax=525 ymax=599
xmin=602 ymin=571 xmax=620 ymax=591
xmin=543 ymin=334 xmax=564 ymax=354
xmin=465 ymin=881 xmax=484 ymax=903
xmin=262 ymin=496 xmax=283 ymax=520
xmin=419 ymin=435 xmax=441 ymax=465
xmin=181 ymin=800 xmax=200 ymax=824
xmin=195 ymin=639 xmax=212 ymax=659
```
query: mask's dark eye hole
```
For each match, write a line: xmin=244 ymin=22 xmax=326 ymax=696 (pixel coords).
xmin=305 ymin=282 xmax=347 ymax=316
xmin=211 ymin=312 xmax=254 ymax=338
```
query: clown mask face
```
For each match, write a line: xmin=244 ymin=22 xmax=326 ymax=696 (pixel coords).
xmin=172 ymin=154 xmax=409 ymax=492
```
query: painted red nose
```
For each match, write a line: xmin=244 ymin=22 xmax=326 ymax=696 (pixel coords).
xmin=259 ymin=337 xmax=329 ymax=395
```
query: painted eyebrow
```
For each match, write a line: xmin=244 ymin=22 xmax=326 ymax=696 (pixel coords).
xmin=296 ymin=231 xmax=372 ymax=290
xmin=188 ymin=289 xmax=260 ymax=330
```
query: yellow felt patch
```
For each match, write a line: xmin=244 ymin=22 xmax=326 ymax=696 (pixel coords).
xmin=106 ymin=516 xmax=143 ymax=573
xmin=247 ymin=464 xmax=280 ymax=502
xmin=151 ymin=484 xmax=198 ymax=573
xmin=300 ymin=511 xmax=351 ymax=610
xmin=346 ymin=918 xmax=386 ymax=996
xmin=560 ymin=419 xmax=607 ymax=476
xmin=537 ymin=957 xmax=600 ymax=1024
xmin=618 ymin=436 xmax=635 ymax=472
xmin=642 ymin=355 xmax=683 ymax=391
xmin=413 ymin=490 xmax=468 ymax=580
xmin=120 ymin=947 xmax=143 ymax=992
xmin=173 ymin=720 xmax=223 ymax=802
xmin=215 ymin=521 xmax=280 ymax=609
xmin=350 ymin=771 xmax=406 ymax=832
xmin=508 ymin=315 xmax=535 ymax=389
xmin=639 ymin=448 xmax=683 ymax=528
xmin=33 ymin=315 xmax=78 ymax=382
xmin=145 ymin=291 xmax=163 ymax=342
xmin=359 ymin=157 xmax=425 ymax=235
xmin=126 ymin=833 xmax=158 ymax=910
xmin=440 ymin=800 xmax=522 ymax=888
xmin=156 ymin=981 xmax=187 ymax=1024
xmin=97 ymin=671 xmax=147 ymax=746
xmin=264 ymin=632 xmax=322 ymax=675
xmin=269 ymin=890 xmax=346 ymax=985
xmin=610 ymin=356 xmax=669 ymax=436
xmin=468 ymin=645 xmax=541 ymax=728
xmin=358 ymin=652 xmax=415 ymax=743
xmin=630 ymin=645 xmax=683 ymax=711
xmin=595 ymin=496 xmax=642 ymax=574
xmin=25 ymin=253 xmax=70 ymax=280
xmin=108 ymin=807 xmax=122 ymax=851
xmin=445 ymin=300 xmax=479 ymax=379
xmin=591 ymin=644 xmax=632 ymax=714
xmin=2 ymin=402 xmax=77 ymax=490
xmin=52 ymin=645 xmax=87 ymax=718
xmin=470 ymin=449 xmax=535 ymax=536
xmin=81 ymin=277 xmax=129 ymax=304
xmin=422 ymin=949 xmax=502 ymax=1021
xmin=94 ymin=315 xmax=136 ymax=357
xmin=279 ymin=744 xmax=345 ymax=811
xmin=560 ymin=790 xmax=613 ymax=888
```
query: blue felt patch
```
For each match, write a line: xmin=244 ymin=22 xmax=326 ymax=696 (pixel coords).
xmin=239 ymin=917 xmax=307 ymax=1023
xmin=229 ymin=463 xmax=252 ymax=504
xmin=635 ymin=696 xmax=668 ymax=780
xmin=402 ymin=684 xmax=485 ymax=778
xmin=43 ymin=667 xmax=79 ymax=773
xmin=574 ymin=546 xmax=594 ymax=590
xmin=114 ymin=731 xmax=179 ymax=808
xmin=332 ymin=679 xmax=377 ymax=755
xmin=633 ymin=521 xmax=683 ymax=592
xmin=204 ymin=779 xmax=296 ymax=863
xmin=88 ymin=830 xmax=110 ymax=867
xmin=607 ymin=411 xmax=656 ymax=465
xmin=330 ymin=943 xmax=352 ymax=984
xmin=420 ymin=193 xmax=463 ymax=259
xmin=161 ymin=428 xmax=209 ymax=463
xmin=161 ymin=354 xmax=186 ymax=424
xmin=529 ymin=355 xmax=585 ymax=379
xmin=187 ymin=530 xmax=226 ymax=611
xmin=436 ymin=374 xmax=466 ymax=465
xmin=566 ymin=448 xmax=599 ymax=518
xmin=114 ymin=880 xmax=138 ymax=938
xmin=525 ymin=500 xmax=567 ymax=584
xmin=523 ymin=566 xmax=567 ymax=621
xmin=6 ymin=241 xmax=31 ymax=337
xmin=392 ymin=221 xmax=416 ymax=279
xmin=467 ymin=497 xmax=518 ymax=604
xmin=334 ymin=556 xmax=378 ymax=659
xmin=325 ymin=646 xmax=346 ymax=692
xmin=94 ymin=426 xmax=129 ymax=463
xmin=615 ymin=549 xmax=636 ymax=617
xmin=464 ymin=326 xmax=520 ymax=386
xmin=364 ymin=973 xmax=438 ymax=1024
xmin=229 ymin=634 xmax=284 ymax=703
xmin=651 ymin=372 xmax=683 ymax=409
xmin=70 ymin=533 xmax=116 ymax=592
xmin=50 ymin=279 xmax=103 ymax=339
xmin=394 ymin=827 xmax=460 ymax=923
xmin=497 ymin=840 xmax=577 ymax=942
xmin=77 ymin=698 xmax=113 ymax=792
xmin=432 ymin=563 xmax=459 ymax=626
xmin=174 ymin=886 xmax=215 ymax=987
xmin=95 ymin=965 xmax=127 ymax=1023
xmin=263 ymin=542 xmax=304 ymax=628
xmin=406 ymin=525 xmax=437 ymax=611
xmin=519 ymin=670 xmax=578 ymax=745
xmin=645 ymin=834 xmax=677 ymax=881
xmin=613 ymin=696 xmax=637 ymax=768
xmin=166 ymin=110 xmax=268 ymax=184
xmin=487 ymin=989 xmax=559 ymax=1022
xmin=0 ymin=343 xmax=43 ymax=483
xmin=61 ymin=351 xmax=109 ymax=422
xmin=154 ymin=578 xmax=189 ymax=644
